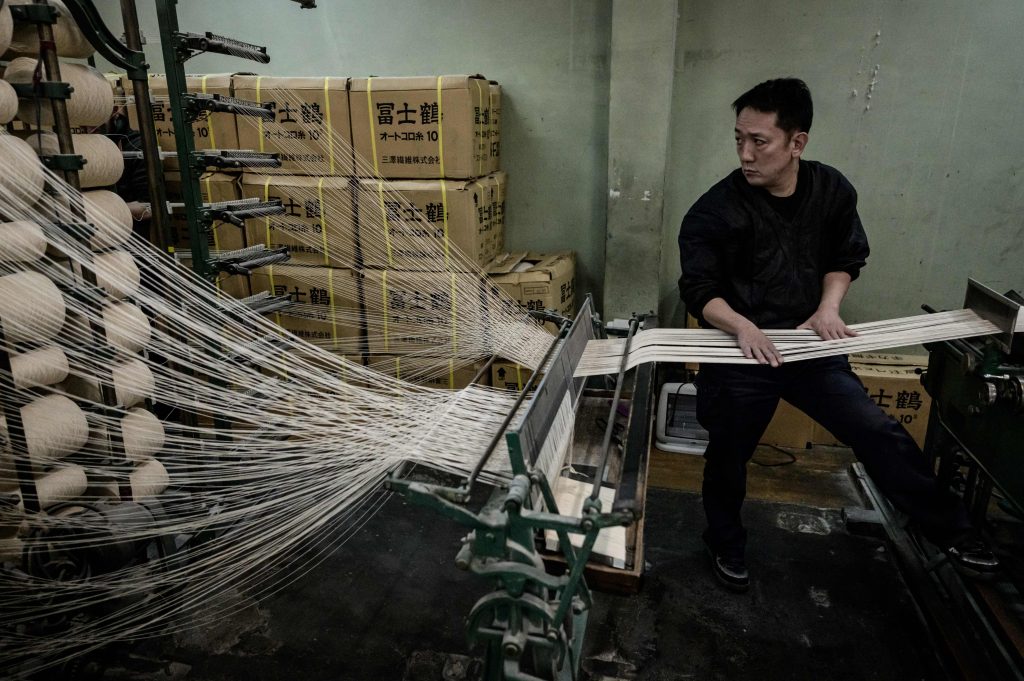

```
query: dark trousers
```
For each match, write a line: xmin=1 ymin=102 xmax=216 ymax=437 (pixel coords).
xmin=695 ymin=356 xmax=971 ymax=560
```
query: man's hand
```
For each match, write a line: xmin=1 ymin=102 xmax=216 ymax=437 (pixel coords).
xmin=737 ymin=323 xmax=783 ymax=367
xmin=701 ymin=297 xmax=784 ymax=367
xmin=797 ymin=307 xmax=858 ymax=340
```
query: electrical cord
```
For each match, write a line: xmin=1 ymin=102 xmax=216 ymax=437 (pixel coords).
xmin=751 ymin=444 xmax=798 ymax=467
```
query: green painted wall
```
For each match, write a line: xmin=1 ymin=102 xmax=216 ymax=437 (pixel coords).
xmin=661 ymin=0 xmax=1024 ymax=327
xmin=96 ymin=0 xmax=612 ymax=304
xmin=97 ymin=1 xmax=1024 ymax=326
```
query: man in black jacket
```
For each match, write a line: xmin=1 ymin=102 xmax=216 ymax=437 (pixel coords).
xmin=678 ymin=77 xmax=997 ymax=592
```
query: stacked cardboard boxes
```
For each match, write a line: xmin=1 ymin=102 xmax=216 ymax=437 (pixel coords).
xmin=813 ymin=353 xmax=931 ymax=448
xmin=144 ymin=73 xmax=507 ymax=389
xmin=347 ymin=75 xmax=504 ymax=388
xmin=483 ymin=252 xmax=576 ymax=390
xmin=233 ymin=76 xmax=354 ymax=177
xmin=486 ymin=252 xmax=576 ymax=333
xmin=126 ymin=73 xmax=240 ymax=170
xmin=756 ymin=353 xmax=931 ymax=449
xmin=349 ymin=75 xmax=500 ymax=180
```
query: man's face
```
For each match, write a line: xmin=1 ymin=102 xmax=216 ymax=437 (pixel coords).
xmin=734 ymin=107 xmax=805 ymax=196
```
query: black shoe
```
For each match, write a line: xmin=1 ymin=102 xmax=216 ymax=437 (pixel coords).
xmin=704 ymin=543 xmax=749 ymax=592
xmin=945 ymin=533 xmax=1000 ymax=577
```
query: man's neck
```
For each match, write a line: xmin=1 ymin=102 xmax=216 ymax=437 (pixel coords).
xmin=766 ymin=162 xmax=800 ymax=197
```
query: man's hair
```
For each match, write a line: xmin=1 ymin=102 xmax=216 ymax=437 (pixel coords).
xmin=732 ymin=78 xmax=813 ymax=134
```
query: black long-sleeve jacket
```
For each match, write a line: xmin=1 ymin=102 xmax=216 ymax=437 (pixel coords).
xmin=678 ymin=160 xmax=869 ymax=329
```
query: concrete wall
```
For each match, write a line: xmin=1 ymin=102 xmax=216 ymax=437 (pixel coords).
xmin=96 ymin=0 xmax=612 ymax=306
xmin=96 ymin=1 xmax=1024 ymax=326
xmin=661 ymin=0 xmax=1024 ymax=327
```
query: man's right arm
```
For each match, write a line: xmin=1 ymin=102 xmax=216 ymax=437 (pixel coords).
xmin=702 ymin=297 xmax=783 ymax=367
xmin=679 ymin=194 xmax=782 ymax=368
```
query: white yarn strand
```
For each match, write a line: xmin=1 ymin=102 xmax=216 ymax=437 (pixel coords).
xmin=0 ymin=81 xmax=1005 ymax=680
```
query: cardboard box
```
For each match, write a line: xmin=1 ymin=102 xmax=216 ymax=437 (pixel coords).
xmin=213 ymin=273 xmax=250 ymax=299
xmin=360 ymin=268 xmax=493 ymax=354
xmin=486 ymin=252 xmax=576 ymax=333
xmin=248 ymin=264 xmax=361 ymax=350
xmin=350 ymin=75 xmax=496 ymax=179
xmin=355 ymin=171 xmax=505 ymax=269
xmin=760 ymin=399 xmax=814 ymax=449
xmin=240 ymin=173 xmax=356 ymax=268
xmin=812 ymin=354 xmax=931 ymax=448
xmin=126 ymin=73 xmax=239 ymax=169
xmin=492 ymin=360 xmax=535 ymax=392
xmin=233 ymin=75 xmax=354 ymax=176
xmin=367 ymin=354 xmax=484 ymax=390
xmin=169 ymin=255 xmax=250 ymax=299
xmin=486 ymin=80 xmax=502 ymax=174
xmin=165 ymin=172 xmax=245 ymax=253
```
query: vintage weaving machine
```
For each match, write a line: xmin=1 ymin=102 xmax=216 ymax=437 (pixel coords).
xmin=923 ymin=279 xmax=1024 ymax=516
xmin=851 ymin=279 xmax=1024 ymax=680
xmin=387 ymin=296 xmax=653 ymax=681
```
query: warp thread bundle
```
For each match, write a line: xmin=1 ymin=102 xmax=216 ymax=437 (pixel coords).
xmin=0 ymin=8 xmax=554 ymax=678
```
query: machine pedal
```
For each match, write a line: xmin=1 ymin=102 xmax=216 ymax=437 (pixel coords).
xmin=167 ymin=198 xmax=285 ymax=227
xmin=209 ymin=198 xmax=285 ymax=227
xmin=210 ymin=245 xmax=290 ymax=275
xmin=237 ymin=293 xmax=294 ymax=317
xmin=183 ymin=93 xmax=276 ymax=121
xmin=192 ymin=150 xmax=282 ymax=170
xmin=180 ymin=32 xmax=270 ymax=64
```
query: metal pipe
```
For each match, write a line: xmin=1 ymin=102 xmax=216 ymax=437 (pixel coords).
xmin=589 ymin=316 xmax=639 ymax=502
xmin=119 ymin=0 xmax=171 ymax=250
xmin=33 ymin=0 xmax=132 ymax=500
xmin=34 ymin=2 xmax=78 ymax=191
xmin=469 ymin=354 xmax=497 ymax=386
xmin=465 ymin=323 xmax=569 ymax=493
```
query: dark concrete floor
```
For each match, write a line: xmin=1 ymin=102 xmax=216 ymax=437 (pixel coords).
xmin=78 ymin=474 xmax=944 ymax=681
xmin=586 ymin=490 xmax=940 ymax=681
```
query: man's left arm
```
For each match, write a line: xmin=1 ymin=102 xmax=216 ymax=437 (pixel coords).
xmin=799 ymin=175 xmax=869 ymax=340
xmin=797 ymin=271 xmax=857 ymax=340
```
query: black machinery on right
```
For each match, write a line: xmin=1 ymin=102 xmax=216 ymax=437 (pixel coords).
xmin=914 ymin=279 xmax=1024 ymax=679
xmin=922 ymin=279 xmax=1024 ymax=521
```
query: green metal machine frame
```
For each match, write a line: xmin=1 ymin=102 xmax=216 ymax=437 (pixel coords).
xmin=923 ymin=279 xmax=1024 ymax=516
xmin=387 ymin=298 xmax=651 ymax=680
xmin=152 ymin=0 xmax=294 ymax=280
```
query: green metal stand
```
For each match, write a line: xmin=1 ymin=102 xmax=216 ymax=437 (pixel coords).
xmin=387 ymin=298 xmax=644 ymax=681
xmin=152 ymin=0 xmax=290 ymax=280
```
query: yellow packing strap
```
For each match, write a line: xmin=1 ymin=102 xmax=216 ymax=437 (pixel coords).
xmin=327 ymin=266 xmax=338 ymax=349
xmin=255 ymin=76 xmax=265 ymax=153
xmin=267 ymin=264 xmax=282 ymax=327
xmin=367 ymin=77 xmax=380 ymax=176
xmin=201 ymin=75 xmax=214 ymax=150
xmin=205 ymin=175 xmax=219 ymax=251
xmin=324 ymin=77 xmax=336 ymax=174
xmin=377 ymin=180 xmax=393 ymax=266
xmin=263 ymin=176 xmax=273 ymax=247
xmin=449 ymin=358 xmax=455 ymax=389
xmin=317 ymin=177 xmax=330 ymax=265
xmin=436 ymin=76 xmax=446 ymax=177
xmin=516 ymin=363 xmax=523 ymax=390
xmin=450 ymin=272 xmax=458 ymax=353
xmin=381 ymin=269 xmax=389 ymax=352
xmin=474 ymin=78 xmax=485 ymax=177
xmin=440 ymin=179 xmax=450 ymax=268
xmin=205 ymin=175 xmax=222 ymax=292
